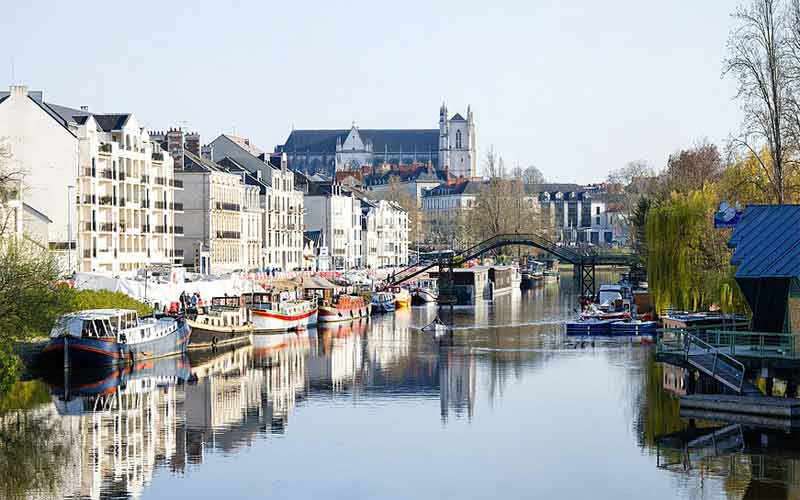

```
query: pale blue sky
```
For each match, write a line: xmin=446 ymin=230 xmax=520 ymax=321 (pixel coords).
xmin=2 ymin=0 xmax=741 ymax=183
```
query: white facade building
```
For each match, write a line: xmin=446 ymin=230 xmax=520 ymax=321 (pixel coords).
xmin=0 ymin=85 xmax=180 ymax=273
xmin=438 ymin=103 xmax=477 ymax=178
xmin=361 ymin=198 xmax=409 ymax=268
xmin=208 ymin=135 xmax=305 ymax=271
xmin=304 ymin=183 xmax=362 ymax=270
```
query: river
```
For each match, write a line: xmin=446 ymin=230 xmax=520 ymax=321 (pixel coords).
xmin=0 ymin=272 xmax=795 ymax=500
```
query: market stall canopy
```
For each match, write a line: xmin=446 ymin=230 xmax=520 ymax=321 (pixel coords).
xmin=301 ymin=275 xmax=341 ymax=290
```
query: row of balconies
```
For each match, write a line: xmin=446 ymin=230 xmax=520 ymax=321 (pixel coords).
xmin=154 ymin=201 xmax=183 ymax=211
xmin=79 ymin=168 xmax=182 ymax=189
xmin=82 ymin=247 xmax=182 ymax=260
xmin=78 ymin=194 xmax=179 ymax=211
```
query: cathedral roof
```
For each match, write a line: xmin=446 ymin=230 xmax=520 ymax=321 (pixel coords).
xmin=279 ymin=129 xmax=439 ymax=153
xmin=450 ymin=113 xmax=466 ymax=121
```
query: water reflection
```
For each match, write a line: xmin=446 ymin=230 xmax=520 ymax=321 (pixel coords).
xmin=7 ymin=271 xmax=799 ymax=499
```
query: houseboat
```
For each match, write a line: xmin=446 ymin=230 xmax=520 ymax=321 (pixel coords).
xmin=246 ymin=291 xmax=317 ymax=331
xmin=411 ymin=279 xmax=438 ymax=305
xmin=43 ymin=309 xmax=191 ymax=366
xmin=543 ymin=259 xmax=560 ymax=282
xmin=318 ymin=294 xmax=371 ymax=322
xmin=187 ymin=295 xmax=253 ymax=348
xmin=371 ymin=291 xmax=396 ymax=313
xmin=521 ymin=261 xmax=545 ymax=289
xmin=303 ymin=276 xmax=371 ymax=323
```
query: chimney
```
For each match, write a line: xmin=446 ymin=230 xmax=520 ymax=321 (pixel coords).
xmin=201 ymin=144 xmax=214 ymax=161
xmin=185 ymin=131 xmax=201 ymax=157
xmin=80 ymin=105 xmax=89 ymax=111
xmin=166 ymin=128 xmax=185 ymax=170
xmin=9 ymin=85 xmax=28 ymax=99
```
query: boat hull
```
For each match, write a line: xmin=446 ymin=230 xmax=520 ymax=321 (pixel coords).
xmin=318 ymin=304 xmax=371 ymax=323
xmin=250 ymin=308 xmax=318 ymax=331
xmin=188 ymin=323 xmax=253 ymax=348
xmin=411 ymin=289 xmax=437 ymax=305
xmin=42 ymin=319 xmax=191 ymax=367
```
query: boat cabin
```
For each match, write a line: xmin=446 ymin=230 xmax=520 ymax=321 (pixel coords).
xmin=50 ymin=309 xmax=140 ymax=340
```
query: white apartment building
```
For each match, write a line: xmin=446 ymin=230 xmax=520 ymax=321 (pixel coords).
xmin=0 ymin=85 xmax=180 ymax=273
xmin=174 ymin=151 xmax=249 ymax=274
xmin=304 ymin=182 xmax=362 ymax=270
xmin=208 ymin=135 xmax=305 ymax=271
xmin=361 ymin=198 xmax=409 ymax=268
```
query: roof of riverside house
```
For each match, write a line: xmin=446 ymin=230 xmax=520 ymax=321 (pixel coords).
xmin=729 ymin=204 xmax=800 ymax=278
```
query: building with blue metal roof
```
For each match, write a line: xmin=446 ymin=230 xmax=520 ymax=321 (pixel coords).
xmin=728 ymin=205 xmax=800 ymax=332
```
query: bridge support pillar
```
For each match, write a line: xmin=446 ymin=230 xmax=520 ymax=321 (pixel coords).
xmin=580 ymin=261 xmax=596 ymax=299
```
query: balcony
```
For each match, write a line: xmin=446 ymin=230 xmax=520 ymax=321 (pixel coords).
xmin=154 ymin=201 xmax=167 ymax=209
xmin=119 ymin=197 xmax=126 ymax=207
xmin=119 ymin=171 xmax=127 ymax=181
xmin=80 ymin=167 xmax=95 ymax=178
xmin=173 ymin=248 xmax=184 ymax=258
xmin=142 ymin=224 xmax=151 ymax=233
xmin=99 ymin=222 xmax=116 ymax=232
xmin=99 ymin=143 xmax=113 ymax=154
xmin=215 ymin=201 xmax=241 ymax=212
xmin=171 ymin=179 xmax=183 ymax=188
xmin=80 ymin=194 xmax=96 ymax=205
xmin=173 ymin=202 xmax=184 ymax=211
xmin=98 ymin=196 xmax=114 ymax=206
xmin=216 ymin=230 xmax=241 ymax=239
xmin=152 ymin=152 xmax=164 ymax=161
xmin=154 ymin=226 xmax=167 ymax=234
xmin=141 ymin=175 xmax=150 ymax=184
xmin=82 ymin=221 xmax=96 ymax=232
xmin=173 ymin=226 xmax=184 ymax=235
xmin=141 ymin=199 xmax=150 ymax=208
xmin=154 ymin=177 xmax=167 ymax=186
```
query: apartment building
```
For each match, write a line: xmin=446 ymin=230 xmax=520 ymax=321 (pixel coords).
xmin=0 ymin=85 xmax=180 ymax=273
xmin=173 ymin=151 xmax=248 ymax=274
xmin=208 ymin=135 xmax=305 ymax=271
xmin=360 ymin=198 xmax=409 ymax=268
xmin=304 ymin=182 xmax=362 ymax=270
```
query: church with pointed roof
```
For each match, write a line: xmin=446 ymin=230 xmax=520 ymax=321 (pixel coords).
xmin=274 ymin=103 xmax=476 ymax=179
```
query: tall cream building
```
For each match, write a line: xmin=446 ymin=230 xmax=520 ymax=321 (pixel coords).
xmin=0 ymin=85 xmax=180 ymax=272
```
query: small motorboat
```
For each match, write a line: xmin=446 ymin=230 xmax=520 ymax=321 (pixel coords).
xmin=390 ymin=286 xmax=412 ymax=309
xmin=371 ymin=291 xmax=396 ymax=313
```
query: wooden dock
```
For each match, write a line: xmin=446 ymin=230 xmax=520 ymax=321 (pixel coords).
xmin=681 ymin=394 xmax=800 ymax=418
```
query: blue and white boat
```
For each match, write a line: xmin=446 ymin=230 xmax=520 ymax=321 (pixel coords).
xmin=371 ymin=292 xmax=396 ymax=314
xmin=43 ymin=309 xmax=191 ymax=367
xmin=565 ymin=318 xmax=619 ymax=335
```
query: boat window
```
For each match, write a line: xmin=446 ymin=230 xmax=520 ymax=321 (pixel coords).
xmin=81 ymin=320 xmax=95 ymax=338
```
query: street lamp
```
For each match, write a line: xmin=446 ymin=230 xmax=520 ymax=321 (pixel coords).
xmin=67 ymin=185 xmax=75 ymax=275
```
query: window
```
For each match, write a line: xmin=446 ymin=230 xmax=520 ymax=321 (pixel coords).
xmin=456 ymin=130 xmax=462 ymax=149
xmin=596 ymin=206 xmax=600 ymax=215
xmin=596 ymin=217 xmax=600 ymax=225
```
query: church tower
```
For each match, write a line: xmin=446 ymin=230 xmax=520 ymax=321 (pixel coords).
xmin=438 ymin=102 xmax=449 ymax=172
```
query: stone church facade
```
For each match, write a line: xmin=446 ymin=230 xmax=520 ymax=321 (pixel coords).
xmin=274 ymin=103 xmax=476 ymax=178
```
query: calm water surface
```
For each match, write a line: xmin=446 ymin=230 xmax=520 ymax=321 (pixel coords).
xmin=1 ymin=273 xmax=795 ymax=499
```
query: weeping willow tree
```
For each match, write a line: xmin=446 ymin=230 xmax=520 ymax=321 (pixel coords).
xmin=646 ymin=188 xmax=747 ymax=314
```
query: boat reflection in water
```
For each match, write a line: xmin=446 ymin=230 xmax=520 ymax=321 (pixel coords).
xmin=44 ymin=356 xmax=190 ymax=500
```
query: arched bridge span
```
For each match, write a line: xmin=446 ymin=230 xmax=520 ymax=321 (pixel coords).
xmin=385 ymin=233 xmax=636 ymax=298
